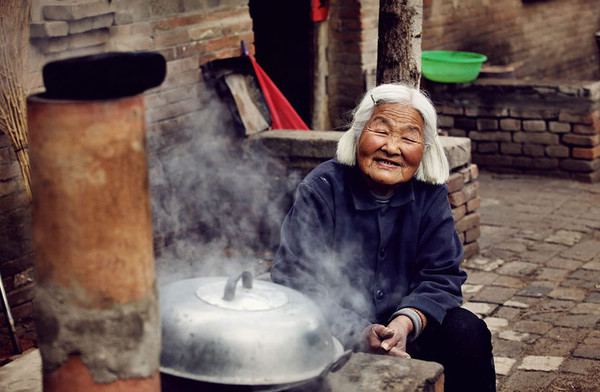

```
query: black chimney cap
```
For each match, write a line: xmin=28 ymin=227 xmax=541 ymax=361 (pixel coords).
xmin=42 ymin=51 xmax=167 ymax=100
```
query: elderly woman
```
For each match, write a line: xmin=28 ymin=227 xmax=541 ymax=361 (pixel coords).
xmin=271 ymin=83 xmax=495 ymax=392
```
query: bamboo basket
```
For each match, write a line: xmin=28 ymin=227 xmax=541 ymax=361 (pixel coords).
xmin=0 ymin=0 xmax=31 ymax=200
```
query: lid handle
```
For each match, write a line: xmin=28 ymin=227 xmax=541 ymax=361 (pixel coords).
xmin=223 ymin=271 xmax=253 ymax=301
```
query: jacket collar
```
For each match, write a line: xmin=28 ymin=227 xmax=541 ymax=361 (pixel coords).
xmin=347 ymin=166 xmax=415 ymax=211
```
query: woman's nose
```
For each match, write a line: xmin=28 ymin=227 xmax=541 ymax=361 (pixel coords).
xmin=381 ymin=135 xmax=403 ymax=155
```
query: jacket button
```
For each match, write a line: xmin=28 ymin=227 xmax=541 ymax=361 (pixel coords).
xmin=375 ymin=290 xmax=384 ymax=300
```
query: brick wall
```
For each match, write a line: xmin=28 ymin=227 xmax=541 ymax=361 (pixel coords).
xmin=422 ymin=0 xmax=600 ymax=80
xmin=1 ymin=0 xmax=256 ymax=349
xmin=0 ymin=132 xmax=34 ymax=343
xmin=426 ymin=79 xmax=600 ymax=182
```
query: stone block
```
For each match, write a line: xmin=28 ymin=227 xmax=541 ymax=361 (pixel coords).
xmin=548 ymin=121 xmax=571 ymax=133
xmin=445 ymin=172 xmax=464 ymax=193
xmin=513 ymin=132 xmax=559 ymax=145
xmin=518 ymin=356 xmax=564 ymax=371
xmin=466 ymin=106 xmax=509 ymax=117
xmin=523 ymin=144 xmax=546 ymax=157
xmin=477 ymin=142 xmax=499 ymax=154
xmin=573 ymin=123 xmax=599 ymax=135
xmin=500 ymin=142 xmax=522 ymax=155
xmin=455 ymin=212 xmax=479 ymax=233
xmin=68 ymin=13 xmax=114 ymax=34
xmin=523 ymin=120 xmax=547 ymax=132
xmin=499 ymin=118 xmax=521 ymax=131
xmin=560 ymin=158 xmax=600 ymax=173
xmin=440 ymin=104 xmax=464 ymax=115
xmin=470 ymin=131 xmax=512 ymax=142
xmin=545 ymin=145 xmax=570 ymax=158
xmin=325 ymin=352 xmax=444 ymax=392
xmin=476 ymin=118 xmax=499 ymax=130
xmin=69 ymin=28 xmax=111 ymax=49
xmin=29 ymin=21 xmax=69 ymax=38
xmin=43 ymin=1 xmax=112 ymax=21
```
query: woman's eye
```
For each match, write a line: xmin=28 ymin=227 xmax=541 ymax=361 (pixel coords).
xmin=403 ymin=137 xmax=417 ymax=143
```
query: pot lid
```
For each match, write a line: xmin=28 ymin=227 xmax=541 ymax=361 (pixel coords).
xmin=159 ymin=271 xmax=351 ymax=386
xmin=195 ymin=272 xmax=288 ymax=311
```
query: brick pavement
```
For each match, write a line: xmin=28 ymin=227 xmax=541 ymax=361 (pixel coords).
xmin=462 ymin=171 xmax=600 ymax=392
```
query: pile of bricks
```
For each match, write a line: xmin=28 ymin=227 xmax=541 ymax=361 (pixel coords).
xmin=447 ymin=164 xmax=481 ymax=259
xmin=426 ymin=79 xmax=600 ymax=182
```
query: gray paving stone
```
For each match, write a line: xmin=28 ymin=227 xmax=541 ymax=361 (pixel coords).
xmin=584 ymin=292 xmax=600 ymax=303
xmin=545 ymin=257 xmax=584 ymax=271
xmin=582 ymin=260 xmax=600 ymax=270
xmin=561 ymin=357 xmax=600 ymax=375
xmin=568 ymin=269 xmax=600 ymax=282
xmin=494 ymin=357 xmax=517 ymax=376
xmin=494 ymin=306 xmax=522 ymax=320
xmin=496 ymin=261 xmax=538 ymax=277
xmin=492 ymin=339 xmax=526 ymax=358
xmin=498 ymin=330 xmax=538 ymax=344
xmin=472 ymin=286 xmax=518 ymax=304
xmin=513 ymin=320 xmax=553 ymax=335
xmin=461 ymin=301 xmax=498 ymax=316
xmin=499 ymin=370 xmax=555 ymax=392
xmin=518 ymin=356 xmax=564 ymax=371
xmin=547 ymin=286 xmax=587 ymax=301
xmin=545 ymin=230 xmax=584 ymax=246
xmin=561 ymin=240 xmax=600 ymax=262
xmin=570 ymin=302 xmax=600 ymax=315
xmin=553 ymin=313 xmax=600 ymax=328
xmin=517 ymin=285 xmax=552 ymax=298
xmin=533 ymin=267 xmax=570 ymax=281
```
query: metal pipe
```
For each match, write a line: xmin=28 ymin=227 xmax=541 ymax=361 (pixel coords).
xmin=27 ymin=52 xmax=165 ymax=392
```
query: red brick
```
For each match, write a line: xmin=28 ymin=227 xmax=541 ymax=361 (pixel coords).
xmin=452 ymin=204 xmax=467 ymax=222
xmin=465 ymin=226 xmax=481 ymax=243
xmin=559 ymin=110 xmax=595 ymax=124
xmin=562 ymin=133 xmax=600 ymax=147
xmin=448 ymin=190 xmax=466 ymax=207
xmin=446 ymin=172 xmax=465 ymax=193
xmin=572 ymin=145 xmax=600 ymax=159
xmin=573 ymin=124 xmax=599 ymax=135
xmin=455 ymin=212 xmax=480 ymax=233
xmin=467 ymin=196 xmax=481 ymax=212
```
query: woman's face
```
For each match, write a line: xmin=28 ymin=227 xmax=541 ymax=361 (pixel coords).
xmin=356 ymin=103 xmax=425 ymax=195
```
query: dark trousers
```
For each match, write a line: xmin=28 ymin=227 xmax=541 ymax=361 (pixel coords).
xmin=406 ymin=307 xmax=496 ymax=392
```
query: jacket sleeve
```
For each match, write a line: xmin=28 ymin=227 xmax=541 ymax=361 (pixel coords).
xmin=270 ymin=181 xmax=371 ymax=348
xmin=396 ymin=184 xmax=467 ymax=325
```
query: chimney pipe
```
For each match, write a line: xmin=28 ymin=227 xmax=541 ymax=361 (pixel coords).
xmin=27 ymin=52 xmax=166 ymax=392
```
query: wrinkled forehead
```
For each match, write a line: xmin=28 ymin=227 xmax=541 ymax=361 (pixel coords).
xmin=367 ymin=103 xmax=425 ymax=131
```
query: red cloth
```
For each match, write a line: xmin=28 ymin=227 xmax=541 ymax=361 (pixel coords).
xmin=247 ymin=54 xmax=309 ymax=130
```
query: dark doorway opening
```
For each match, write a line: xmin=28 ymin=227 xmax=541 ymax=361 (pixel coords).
xmin=249 ymin=0 xmax=312 ymax=128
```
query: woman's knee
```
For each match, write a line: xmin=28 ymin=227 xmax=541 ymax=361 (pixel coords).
xmin=441 ymin=307 xmax=493 ymax=358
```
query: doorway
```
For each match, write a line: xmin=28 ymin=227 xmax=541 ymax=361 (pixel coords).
xmin=249 ymin=0 xmax=312 ymax=127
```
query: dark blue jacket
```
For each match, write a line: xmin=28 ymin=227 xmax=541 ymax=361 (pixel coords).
xmin=271 ymin=159 xmax=466 ymax=347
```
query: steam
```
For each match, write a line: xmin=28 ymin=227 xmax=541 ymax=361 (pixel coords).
xmin=147 ymin=84 xmax=299 ymax=286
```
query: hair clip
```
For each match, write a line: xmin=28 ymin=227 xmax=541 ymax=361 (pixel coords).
xmin=370 ymin=94 xmax=377 ymax=106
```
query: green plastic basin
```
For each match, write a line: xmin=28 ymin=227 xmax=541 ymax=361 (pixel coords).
xmin=421 ymin=51 xmax=488 ymax=83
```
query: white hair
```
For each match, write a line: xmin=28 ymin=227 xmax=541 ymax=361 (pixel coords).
xmin=336 ymin=83 xmax=449 ymax=185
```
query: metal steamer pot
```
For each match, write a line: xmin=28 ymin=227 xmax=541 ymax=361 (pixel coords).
xmin=159 ymin=271 xmax=351 ymax=391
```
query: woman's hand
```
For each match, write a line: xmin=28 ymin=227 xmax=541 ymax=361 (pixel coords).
xmin=360 ymin=316 xmax=413 ymax=358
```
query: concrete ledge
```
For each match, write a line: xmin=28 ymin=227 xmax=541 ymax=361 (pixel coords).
xmin=248 ymin=130 xmax=471 ymax=171
xmin=323 ymin=352 xmax=444 ymax=392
